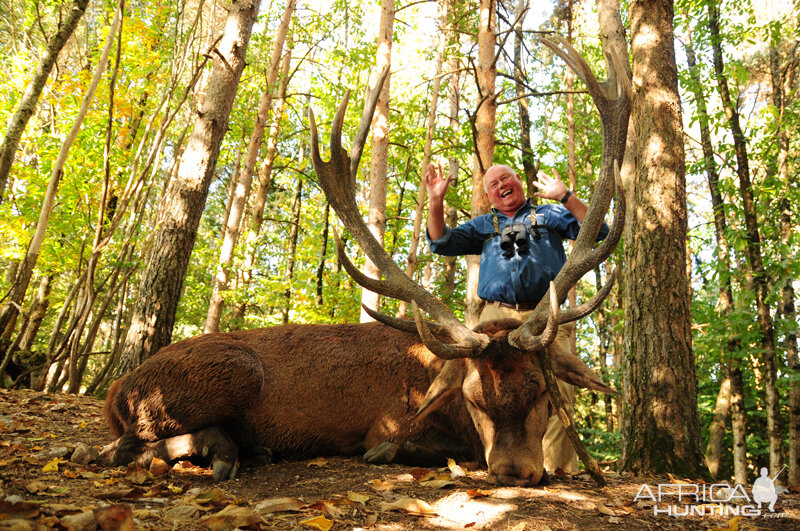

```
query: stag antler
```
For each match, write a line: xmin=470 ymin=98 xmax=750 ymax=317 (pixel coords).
xmin=508 ymin=37 xmax=631 ymax=350
xmin=309 ymin=66 xmax=490 ymax=356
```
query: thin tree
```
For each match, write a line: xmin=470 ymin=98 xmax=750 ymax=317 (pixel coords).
xmin=683 ymin=29 xmax=747 ymax=483
xmin=621 ymin=0 xmax=707 ymax=478
xmin=118 ymin=0 xmax=263 ymax=373
xmin=465 ymin=0 xmax=497 ymax=327
xmin=204 ymin=0 xmax=296 ymax=333
xmin=708 ymin=1 xmax=784 ymax=478
xmin=0 ymin=2 xmax=124 ymax=363
xmin=0 ymin=0 xmax=91 ymax=201
xmin=398 ymin=0 xmax=450 ymax=318
xmin=360 ymin=0 xmax=395 ymax=322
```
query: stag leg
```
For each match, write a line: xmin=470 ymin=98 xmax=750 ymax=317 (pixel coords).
xmin=364 ymin=426 xmax=473 ymax=467
xmin=100 ymin=426 xmax=240 ymax=481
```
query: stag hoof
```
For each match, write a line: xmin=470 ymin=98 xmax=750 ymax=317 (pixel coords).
xmin=212 ymin=458 xmax=240 ymax=481
xmin=364 ymin=442 xmax=401 ymax=464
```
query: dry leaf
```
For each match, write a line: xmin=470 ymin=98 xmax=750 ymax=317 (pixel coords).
xmin=300 ymin=515 xmax=334 ymax=531
xmin=380 ymin=497 xmax=437 ymax=516
xmin=447 ymin=458 xmax=466 ymax=478
xmin=195 ymin=488 xmax=233 ymax=508
xmin=63 ymin=468 xmax=80 ymax=479
xmin=419 ymin=478 xmax=454 ymax=489
xmin=254 ymin=497 xmax=306 ymax=514
xmin=42 ymin=457 xmax=60 ymax=472
xmin=717 ymin=516 xmax=740 ymax=531
xmin=667 ymin=473 xmax=689 ymax=484
xmin=94 ymin=504 xmax=134 ymax=531
xmin=467 ymin=489 xmax=495 ymax=498
xmin=408 ymin=468 xmax=431 ymax=481
xmin=149 ymin=457 xmax=171 ymax=477
xmin=124 ymin=463 xmax=149 ymax=484
xmin=347 ymin=491 xmax=370 ymax=504
xmin=307 ymin=457 xmax=328 ymax=467
xmin=369 ymin=478 xmax=393 ymax=491
xmin=202 ymin=505 xmax=264 ymax=530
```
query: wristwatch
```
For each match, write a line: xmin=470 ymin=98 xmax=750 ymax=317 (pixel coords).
xmin=560 ymin=190 xmax=572 ymax=204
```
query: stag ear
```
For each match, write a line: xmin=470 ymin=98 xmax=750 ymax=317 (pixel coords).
xmin=549 ymin=343 xmax=616 ymax=394
xmin=413 ymin=360 xmax=465 ymax=422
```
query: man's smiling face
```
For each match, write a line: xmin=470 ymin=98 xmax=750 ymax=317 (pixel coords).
xmin=484 ymin=165 xmax=526 ymax=216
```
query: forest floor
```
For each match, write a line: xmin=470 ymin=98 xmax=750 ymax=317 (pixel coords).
xmin=1 ymin=388 xmax=799 ymax=531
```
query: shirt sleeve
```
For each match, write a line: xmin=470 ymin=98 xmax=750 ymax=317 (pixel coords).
xmin=427 ymin=216 xmax=492 ymax=256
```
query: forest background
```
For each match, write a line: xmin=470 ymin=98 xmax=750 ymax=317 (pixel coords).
xmin=0 ymin=0 xmax=797 ymax=488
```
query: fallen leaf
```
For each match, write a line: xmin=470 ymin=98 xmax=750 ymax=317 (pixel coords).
xmin=80 ymin=421 xmax=88 ymax=428
xmin=717 ymin=516 xmax=740 ymax=531
xmin=0 ymin=499 xmax=41 ymax=520
xmin=300 ymin=515 xmax=334 ymax=531
xmin=380 ymin=497 xmax=437 ymax=516
xmin=467 ymin=489 xmax=495 ymax=498
xmin=201 ymin=505 xmax=264 ymax=530
xmin=408 ymin=468 xmax=431 ymax=481
xmin=149 ymin=457 xmax=171 ymax=477
xmin=419 ymin=478 xmax=454 ymax=489
xmin=347 ymin=491 xmax=370 ymax=504
xmin=124 ymin=463 xmax=149 ymax=484
xmin=24 ymin=480 xmax=48 ymax=493
xmin=195 ymin=488 xmax=233 ymax=508
xmin=447 ymin=458 xmax=466 ymax=478
xmin=254 ymin=497 xmax=306 ymax=514
xmin=369 ymin=478 xmax=393 ymax=491
xmin=94 ymin=504 xmax=134 ymax=531
xmin=667 ymin=473 xmax=689 ymax=484
xmin=63 ymin=468 xmax=80 ymax=479
xmin=307 ymin=457 xmax=328 ymax=467
xmin=42 ymin=457 xmax=60 ymax=472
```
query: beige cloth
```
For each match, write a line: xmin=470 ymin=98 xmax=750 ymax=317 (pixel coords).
xmin=478 ymin=302 xmax=579 ymax=474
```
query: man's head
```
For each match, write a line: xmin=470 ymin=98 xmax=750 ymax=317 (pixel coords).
xmin=484 ymin=165 xmax=526 ymax=215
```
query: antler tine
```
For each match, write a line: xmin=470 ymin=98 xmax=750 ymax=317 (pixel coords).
xmin=350 ymin=65 xmax=390 ymax=179
xmin=509 ymin=283 xmax=560 ymax=351
xmin=412 ymin=302 xmax=487 ymax=359
xmin=557 ymin=268 xmax=617 ymax=324
xmin=361 ymin=303 xmax=456 ymax=339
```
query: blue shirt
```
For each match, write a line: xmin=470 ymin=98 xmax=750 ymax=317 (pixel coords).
xmin=427 ymin=199 xmax=609 ymax=305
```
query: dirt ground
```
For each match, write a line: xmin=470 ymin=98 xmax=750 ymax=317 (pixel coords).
xmin=1 ymin=388 xmax=799 ymax=530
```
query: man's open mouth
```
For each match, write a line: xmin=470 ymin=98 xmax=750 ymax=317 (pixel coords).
xmin=501 ymin=190 xmax=512 ymax=198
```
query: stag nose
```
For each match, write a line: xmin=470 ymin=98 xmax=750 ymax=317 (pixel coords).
xmin=487 ymin=462 xmax=544 ymax=486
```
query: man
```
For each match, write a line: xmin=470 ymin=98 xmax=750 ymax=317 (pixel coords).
xmin=425 ymin=163 xmax=609 ymax=474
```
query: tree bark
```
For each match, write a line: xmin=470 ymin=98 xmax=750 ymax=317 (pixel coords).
xmin=0 ymin=0 xmax=91 ymax=201
xmin=204 ymin=0 xmax=296 ymax=333
xmin=708 ymin=2 xmax=783 ymax=478
xmin=513 ymin=0 xmax=536 ymax=198
xmin=621 ymin=0 xmax=707 ymax=478
xmin=397 ymin=0 xmax=449 ymax=318
xmin=360 ymin=0 xmax=394 ymax=322
xmin=466 ymin=0 xmax=496 ymax=327
xmin=683 ymin=31 xmax=746 ymax=482
xmin=770 ymin=40 xmax=799 ymax=486
xmin=0 ymin=3 xmax=123 ymax=342
xmin=282 ymin=178 xmax=303 ymax=323
xmin=119 ymin=0 xmax=263 ymax=373
xmin=229 ymin=48 xmax=293 ymax=328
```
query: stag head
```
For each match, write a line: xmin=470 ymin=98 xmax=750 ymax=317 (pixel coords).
xmin=310 ymin=37 xmax=630 ymax=485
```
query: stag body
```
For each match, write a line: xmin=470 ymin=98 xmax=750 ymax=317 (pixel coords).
xmin=101 ymin=320 xmax=607 ymax=485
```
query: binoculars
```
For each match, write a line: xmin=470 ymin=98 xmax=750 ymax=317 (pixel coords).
xmin=500 ymin=223 xmax=529 ymax=255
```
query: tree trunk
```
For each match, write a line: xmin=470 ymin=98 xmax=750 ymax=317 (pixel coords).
xmin=118 ymin=0 xmax=263 ymax=373
xmin=513 ymin=0 xmax=536 ymax=199
xmin=282 ymin=179 xmax=303 ymax=323
xmin=397 ymin=0 xmax=449 ymax=318
xmin=621 ymin=0 xmax=707 ymax=478
xmin=770 ymin=40 xmax=799 ymax=486
xmin=360 ymin=0 xmax=394 ymax=322
xmin=466 ymin=0 xmax=496 ymax=327
xmin=0 ymin=3 xmax=123 ymax=340
xmin=708 ymin=2 xmax=783 ymax=478
xmin=204 ymin=0 xmax=296 ymax=333
xmin=0 ymin=0 xmax=91 ymax=201
xmin=316 ymin=202 xmax=331 ymax=305
xmin=229 ymin=49 xmax=293 ymax=328
xmin=684 ymin=31 xmax=746 ymax=482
